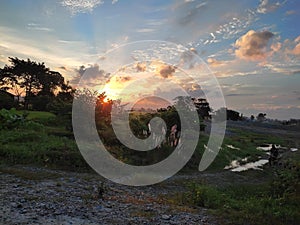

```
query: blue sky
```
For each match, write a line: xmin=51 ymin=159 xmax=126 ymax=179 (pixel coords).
xmin=0 ymin=0 xmax=299 ymax=119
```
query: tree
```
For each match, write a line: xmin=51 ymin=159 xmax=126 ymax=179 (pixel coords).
xmin=95 ymin=92 xmax=113 ymax=122
xmin=227 ymin=109 xmax=241 ymax=121
xmin=0 ymin=90 xmax=16 ymax=109
xmin=192 ymin=97 xmax=211 ymax=119
xmin=0 ymin=57 xmax=65 ymax=109
xmin=257 ymin=113 xmax=266 ymax=121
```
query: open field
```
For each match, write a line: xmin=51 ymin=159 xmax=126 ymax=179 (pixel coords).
xmin=0 ymin=111 xmax=299 ymax=224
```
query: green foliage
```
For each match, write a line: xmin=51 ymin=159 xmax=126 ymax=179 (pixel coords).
xmin=0 ymin=108 xmax=26 ymax=129
xmin=185 ymin=183 xmax=227 ymax=208
xmin=16 ymin=110 xmax=55 ymax=120
xmin=270 ymin=160 xmax=300 ymax=199
xmin=47 ymin=99 xmax=72 ymax=130
xmin=182 ymin=164 xmax=300 ymax=225
xmin=0 ymin=128 xmax=87 ymax=170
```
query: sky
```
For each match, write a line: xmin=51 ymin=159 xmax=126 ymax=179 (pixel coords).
xmin=0 ymin=0 xmax=299 ymax=120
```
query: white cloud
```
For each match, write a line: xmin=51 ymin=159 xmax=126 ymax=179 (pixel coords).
xmin=0 ymin=26 xmax=94 ymax=71
xmin=257 ymin=0 xmax=286 ymax=14
xmin=27 ymin=23 xmax=53 ymax=32
xmin=136 ymin=28 xmax=155 ymax=33
xmin=61 ymin=0 xmax=104 ymax=15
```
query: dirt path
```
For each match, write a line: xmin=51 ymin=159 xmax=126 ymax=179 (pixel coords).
xmin=0 ymin=165 xmax=219 ymax=225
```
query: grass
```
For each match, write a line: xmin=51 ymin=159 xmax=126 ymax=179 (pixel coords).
xmin=171 ymin=127 xmax=300 ymax=225
xmin=1 ymin=109 xmax=299 ymax=224
xmin=171 ymin=127 xmax=299 ymax=224
xmin=178 ymin=173 xmax=300 ymax=225
xmin=0 ymin=128 xmax=87 ymax=170
xmin=16 ymin=110 xmax=56 ymax=120
xmin=0 ymin=110 xmax=88 ymax=170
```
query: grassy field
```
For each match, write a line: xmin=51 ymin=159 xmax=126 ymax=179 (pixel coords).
xmin=16 ymin=110 xmax=56 ymax=120
xmin=0 ymin=109 xmax=88 ymax=170
xmin=1 ymin=109 xmax=299 ymax=224
xmin=177 ymin=126 xmax=300 ymax=225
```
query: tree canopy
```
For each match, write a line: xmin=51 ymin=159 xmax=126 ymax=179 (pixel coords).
xmin=0 ymin=57 xmax=68 ymax=109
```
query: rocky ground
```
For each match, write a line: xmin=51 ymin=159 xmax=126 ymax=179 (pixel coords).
xmin=0 ymin=165 xmax=218 ymax=225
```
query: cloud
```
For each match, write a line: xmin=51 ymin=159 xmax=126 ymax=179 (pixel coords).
xmin=136 ymin=62 xmax=146 ymax=72
xmin=115 ymin=76 xmax=132 ymax=83
xmin=257 ymin=0 xmax=284 ymax=14
xmin=71 ymin=64 xmax=109 ymax=86
xmin=27 ymin=23 xmax=53 ymax=32
xmin=157 ymin=64 xmax=176 ymax=78
xmin=178 ymin=48 xmax=198 ymax=69
xmin=177 ymin=2 xmax=207 ymax=26
xmin=149 ymin=61 xmax=176 ymax=78
xmin=180 ymin=82 xmax=205 ymax=97
xmin=226 ymin=93 xmax=255 ymax=97
xmin=263 ymin=63 xmax=300 ymax=75
xmin=285 ymin=10 xmax=296 ymax=15
xmin=0 ymin=26 xmax=94 ymax=70
xmin=235 ymin=30 xmax=275 ymax=61
xmin=285 ymin=35 xmax=300 ymax=56
xmin=207 ymin=58 xmax=225 ymax=67
xmin=289 ymin=43 xmax=300 ymax=56
xmin=60 ymin=0 xmax=104 ymax=15
xmin=270 ymin=42 xmax=281 ymax=52
xmin=59 ymin=66 xmax=67 ymax=70
xmin=136 ymin=28 xmax=155 ymax=33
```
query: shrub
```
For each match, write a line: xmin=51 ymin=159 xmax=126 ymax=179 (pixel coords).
xmin=0 ymin=108 xmax=26 ymax=129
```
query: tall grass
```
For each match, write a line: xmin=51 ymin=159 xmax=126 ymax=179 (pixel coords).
xmin=179 ymin=161 xmax=300 ymax=225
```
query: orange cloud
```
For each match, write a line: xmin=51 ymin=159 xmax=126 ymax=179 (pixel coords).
xmin=158 ymin=64 xmax=176 ymax=78
xmin=290 ymin=43 xmax=300 ymax=56
xmin=150 ymin=61 xmax=176 ymax=78
xmin=295 ymin=35 xmax=300 ymax=43
xmin=270 ymin=42 xmax=281 ymax=52
xmin=136 ymin=62 xmax=146 ymax=72
xmin=207 ymin=58 xmax=225 ymax=67
xmin=285 ymin=35 xmax=300 ymax=56
xmin=115 ymin=76 xmax=132 ymax=83
xmin=235 ymin=30 xmax=274 ymax=61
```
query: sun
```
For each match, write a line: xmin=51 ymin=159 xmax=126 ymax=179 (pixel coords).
xmin=99 ymin=83 xmax=118 ymax=101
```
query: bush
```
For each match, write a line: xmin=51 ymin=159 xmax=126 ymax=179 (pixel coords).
xmin=0 ymin=108 xmax=26 ymax=129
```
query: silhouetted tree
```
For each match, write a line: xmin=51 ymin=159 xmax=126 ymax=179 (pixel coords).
xmin=0 ymin=90 xmax=16 ymax=109
xmin=257 ymin=113 xmax=267 ymax=121
xmin=191 ymin=97 xmax=211 ymax=119
xmin=227 ymin=109 xmax=241 ymax=121
xmin=95 ymin=92 xmax=113 ymax=123
xmin=0 ymin=57 xmax=65 ymax=109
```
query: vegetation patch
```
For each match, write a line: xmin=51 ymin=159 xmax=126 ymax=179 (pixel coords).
xmin=177 ymin=162 xmax=300 ymax=225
